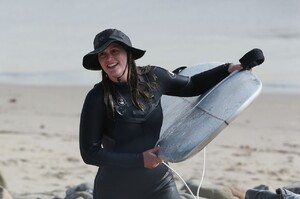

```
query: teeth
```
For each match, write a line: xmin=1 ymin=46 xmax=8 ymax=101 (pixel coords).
xmin=108 ymin=63 xmax=118 ymax=68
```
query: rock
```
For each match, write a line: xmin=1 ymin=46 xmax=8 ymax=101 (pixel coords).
xmin=252 ymin=184 xmax=275 ymax=192
xmin=0 ymin=186 xmax=13 ymax=199
xmin=245 ymin=188 xmax=300 ymax=199
xmin=65 ymin=183 xmax=93 ymax=199
xmin=65 ymin=191 xmax=92 ymax=199
xmin=284 ymin=182 xmax=300 ymax=194
xmin=181 ymin=179 xmax=236 ymax=199
xmin=253 ymin=184 xmax=270 ymax=190
xmin=276 ymin=188 xmax=300 ymax=198
xmin=245 ymin=189 xmax=280 ymax=199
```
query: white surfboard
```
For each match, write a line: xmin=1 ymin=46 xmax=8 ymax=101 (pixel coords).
xmin=157 ymin=62 xmax=262 ymax=163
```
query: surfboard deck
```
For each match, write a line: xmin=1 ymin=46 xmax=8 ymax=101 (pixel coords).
xmin=156 ymin=62 xmax=262 ymax=163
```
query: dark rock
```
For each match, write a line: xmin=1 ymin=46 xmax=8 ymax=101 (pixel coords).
xmin=284 ymin=183 xmax=300 ymax=194
xmin=65 ymin=191 xmax=92 ymax=199
xmin=245 ymin=188 xmax=300 ymax=199
xmin=245 ymin=189 xmax=280 ymax=199
xmin=253 ymin=184 xmax=271 ymax=191
xmin=276 ymin=188 xmax=300 ymax=199
xmin=65 ymin=183 xmax=93 ymax=199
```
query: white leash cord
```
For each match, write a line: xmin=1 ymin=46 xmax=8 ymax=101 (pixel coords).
xmin=162 ymin=147 xmax=207 ymax=199
xmin=162 ymin=162 xmax=196 ymax=199
xmin=197 ymin=147 xmax=206 ymax=198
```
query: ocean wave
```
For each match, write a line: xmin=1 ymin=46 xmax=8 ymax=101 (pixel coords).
xmin=0 ymin=71 xmax=299 ymax=94
xmin=0 ymin=70 xmax=101 ymax=86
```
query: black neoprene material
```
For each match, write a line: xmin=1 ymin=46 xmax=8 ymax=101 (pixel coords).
xmin=239 ymin=48 xmax=265 ymax=70
xmin=79 ymin=64 xmax=230 ymax=199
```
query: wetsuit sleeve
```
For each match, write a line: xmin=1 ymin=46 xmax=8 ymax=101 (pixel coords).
xmin=154 ymin=64 xmax=230 ymax=97
xmin=79 ymin=85 xmax=144 ymax=168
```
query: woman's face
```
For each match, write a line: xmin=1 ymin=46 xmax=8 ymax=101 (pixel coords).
xmin=98 ymin=43 xmax=128 ymax=82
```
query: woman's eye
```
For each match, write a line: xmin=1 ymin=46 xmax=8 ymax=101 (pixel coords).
xmin=111 ymin=49 xmax=120 ymax=55
xmin=98 ymin=53 xmax=106 ymax=59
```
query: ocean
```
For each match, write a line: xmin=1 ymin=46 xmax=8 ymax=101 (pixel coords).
xmin=1 ymin=0 xmax=300 ymax=93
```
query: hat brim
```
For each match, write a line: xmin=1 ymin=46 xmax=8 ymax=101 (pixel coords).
xmin=82 ymin=40 xmax=145 ymax=71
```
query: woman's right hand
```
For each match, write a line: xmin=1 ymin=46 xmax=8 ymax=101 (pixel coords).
xmin=143 ymin=145 xmax=163 ymax=169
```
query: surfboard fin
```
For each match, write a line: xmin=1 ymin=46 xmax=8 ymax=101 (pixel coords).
xmin=172 ymin=66 xmax=187 ymax=74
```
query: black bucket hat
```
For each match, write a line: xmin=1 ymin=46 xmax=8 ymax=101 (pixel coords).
xmin=82 ymin=29 xmax=146 ymax=70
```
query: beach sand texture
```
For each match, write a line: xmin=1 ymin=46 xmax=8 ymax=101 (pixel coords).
xmin=0 ymin=84 xmax=299 ymax=198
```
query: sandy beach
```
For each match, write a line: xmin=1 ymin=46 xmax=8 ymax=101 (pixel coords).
xmin=0 ymin=83 xmax=299 ymax=198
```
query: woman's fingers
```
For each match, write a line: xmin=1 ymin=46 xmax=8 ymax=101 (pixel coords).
xmin=143 ymin=146 xmax=163 ymax=169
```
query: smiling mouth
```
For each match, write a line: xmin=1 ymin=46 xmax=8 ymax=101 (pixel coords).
xmin=107 ymin=63 xmax=118 ymax=68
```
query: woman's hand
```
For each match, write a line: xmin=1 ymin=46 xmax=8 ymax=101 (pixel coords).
xmin=228 ymin=63 xmax=244 ymax=73
xmin=143 ymin=145 xmax=163 ymax=169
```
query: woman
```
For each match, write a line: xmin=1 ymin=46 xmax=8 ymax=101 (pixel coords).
xmin=80 ymin=29 xmax=243 ymax=199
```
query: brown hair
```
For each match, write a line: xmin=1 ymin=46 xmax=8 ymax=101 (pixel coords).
xmin=102 ymin=54 xmax=156 ymax=119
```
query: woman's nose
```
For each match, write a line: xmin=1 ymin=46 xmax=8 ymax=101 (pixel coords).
xmin=106 ymin=53 xmax=115 ymax=62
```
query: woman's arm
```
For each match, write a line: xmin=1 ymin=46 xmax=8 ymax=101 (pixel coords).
xmin=185 ymin=63 xmax=243 ymax=96
xmin=79 ymin=84 xmax=144 ymax=168
xmin=155 ymin=63 xmax=242 ymax=97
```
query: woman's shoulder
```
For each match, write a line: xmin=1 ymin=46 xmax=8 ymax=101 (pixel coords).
xmin=137 ymin=65 xmax=170 ymax=76
xmin=137 ymin=65 xmax=155 ymax=74
xmin=84 ymin=82 xmax=104 ymax=102
xmin=92 ymin=82 xmax=103 ymax=90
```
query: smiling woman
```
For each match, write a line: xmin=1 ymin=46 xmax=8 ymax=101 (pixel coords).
xmin=79 ymin=28 xmax=243 ymax=199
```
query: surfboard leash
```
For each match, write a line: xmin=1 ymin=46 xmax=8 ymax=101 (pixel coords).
xmin=162 ymin=147 xmax=207 ymax=199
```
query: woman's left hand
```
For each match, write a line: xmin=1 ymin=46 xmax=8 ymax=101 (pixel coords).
xmin=228 ymin=63 xmax=243 ymax=73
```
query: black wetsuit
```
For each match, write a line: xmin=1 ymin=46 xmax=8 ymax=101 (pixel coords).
xmin=79 ymin=65 xmax=230 ymax=199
